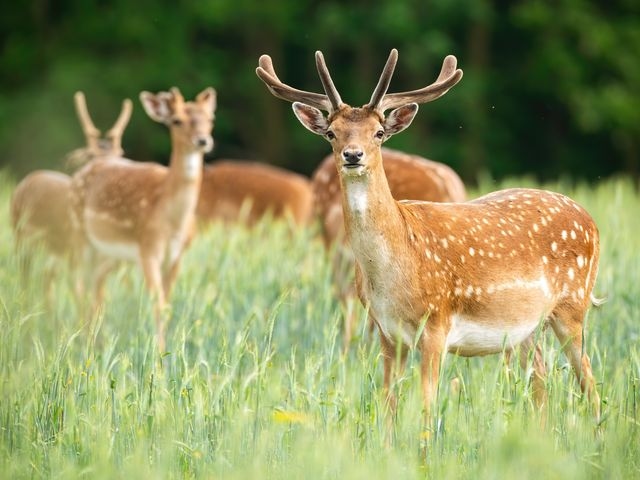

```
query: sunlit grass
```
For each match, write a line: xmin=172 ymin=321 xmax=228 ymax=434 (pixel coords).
xmin=0 ymin=170 xmax=638 ymax=478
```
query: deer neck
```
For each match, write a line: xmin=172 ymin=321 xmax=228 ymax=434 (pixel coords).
xmin=339 ymin=151 xmax=407 ymax=264
xmin=167 ymin=140 xmax=203 ymax=187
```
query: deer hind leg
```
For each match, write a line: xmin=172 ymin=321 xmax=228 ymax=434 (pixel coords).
xmin=517 ymin=334 xmax=547 ymax=413
xmin=550 ymin=307 xmax=601 ymax=421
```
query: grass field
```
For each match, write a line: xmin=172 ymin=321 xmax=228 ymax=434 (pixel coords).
xmin=1 ymin=171 xmax=639 ymax=479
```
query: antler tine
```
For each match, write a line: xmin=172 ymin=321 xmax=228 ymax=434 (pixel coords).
xmin=314 ymin=51 xmax=343 ymax=111
xmin=377 ymin=55 xmax=464 ymax=112
xmin=366 ymin=49 xmax=398 ymax=110
xmin=169 ymin=87 xmax=185 ymax=107
xmin=74 ymin=91 xmax=101 ymax=145
xmin=105 ymin=98 xmax=132 ymax=155
xmin=256 ymin=54 xmax=332 ymax=111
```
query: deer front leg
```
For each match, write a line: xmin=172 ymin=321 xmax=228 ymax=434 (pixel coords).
xmin=419 ymin=321 xmax=447 ymax=421
xmin=162 ymin=252 xmax=183 ymax=300
xmin=378 ymin=327 xmax=408 ymax=417
xmin=141 ymin=252 xmax=168 ymax=352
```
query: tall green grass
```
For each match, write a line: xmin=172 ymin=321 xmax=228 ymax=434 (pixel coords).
xmin=1 ymin=171 xmax=638 ymax=479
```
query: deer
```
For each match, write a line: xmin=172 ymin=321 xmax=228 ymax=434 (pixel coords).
xmin=197 ymin=160 xmax=313 ymax=227
xmin=256 ymin=49 xmax=602 ymax=422
xmin=10 ymin=92 xmax=132 ymax=300
xmin=70 ymin=87 xmax=216 ymax=351
xmin=312 ymin=147 xmax=466 ymax=348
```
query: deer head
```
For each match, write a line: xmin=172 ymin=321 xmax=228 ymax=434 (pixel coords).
xmin=256 ymin=49 xmax=462 ymax=177
xmin=73 ymin=91 xmax=132 ymax=160
xmin=140 ymin=87 xmax=216 ymax=154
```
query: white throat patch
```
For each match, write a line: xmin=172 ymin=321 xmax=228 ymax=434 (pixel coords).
xmin=183 ymin=152 xmax=202 ymax=179
xmin=346 ymin=181 xmax=368 ymax=217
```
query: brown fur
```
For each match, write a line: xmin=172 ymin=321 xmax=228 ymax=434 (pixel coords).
xmin=11 ymin=170 xmax=73 ymax=256
xmin=197 ymin=161 xmax=313 ymax=227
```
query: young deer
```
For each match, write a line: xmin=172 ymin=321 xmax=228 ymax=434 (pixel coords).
xmin=312 ymin=147 xmax=466 ymax=348
xmin=11 ymin=92 xmax=132 ymax=287
xmin=256 ymin=50 xmax=602 ymax=420
xmin=70 ymin=87 xmax=216 ymax=351
xmin=197 ymin=160 xmax=313 ymax=227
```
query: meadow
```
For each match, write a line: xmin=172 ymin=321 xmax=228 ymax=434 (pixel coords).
xmin=0 ymin=171 xmax=638 ymax=479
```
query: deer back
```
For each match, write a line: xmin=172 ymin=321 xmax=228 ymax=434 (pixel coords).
xmin=11 ymin=170 xmax=74 ymax=256
xmin=197 ymin=161 xmax=313 ymax=226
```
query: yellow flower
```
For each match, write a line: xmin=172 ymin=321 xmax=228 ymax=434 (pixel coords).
xmin=272 ymin=410 xmax=309 ymax=424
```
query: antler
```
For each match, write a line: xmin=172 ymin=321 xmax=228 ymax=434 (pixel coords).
xmin=314 ymin=51 xmax=343 ymax=110
xmin=74 ymin=91 xmax=101 ymax=151
xmin=367 ymin=49 xmax=399 ymax=110
xmin=169 ymin=87 xmax=185 ymax=109
xmin=105 ymin=98 xmax=133 ymax=154
xmin=256 ymin=54 xmax=334 ymax=112
xmin=368 ymin=53 xmax=463 ymax=112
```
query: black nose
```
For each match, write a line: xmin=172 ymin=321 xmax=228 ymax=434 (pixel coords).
xmin=342 ymin=149 xmax=364 ymax=164
xmin=197 ymin=138 xmax=209 ymax=147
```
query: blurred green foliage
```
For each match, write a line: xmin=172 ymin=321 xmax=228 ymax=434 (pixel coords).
xmin=0 ymin=0 xmax=638 ymax=183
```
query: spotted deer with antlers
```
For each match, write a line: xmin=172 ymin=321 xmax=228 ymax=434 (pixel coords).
xmin=256 ymin=50 xmax=602 ymax=420
xmin=11 ymin=92 xmax=132 ymax=294
xmin=71 ymin=87 xmax=216 ymax=351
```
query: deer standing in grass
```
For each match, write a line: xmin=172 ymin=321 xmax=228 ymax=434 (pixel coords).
xmin=256 ymin=50 xmax=602 ymax=421
xmin=197 ymin=160 xmax=313 ymax=227
xmin=11 ymin=92 xmax=132 ymax=297
xmin=70 ymin=87 xmax=216 ymax=351
xmin=312 ymin=147 xmax=466 ymax=348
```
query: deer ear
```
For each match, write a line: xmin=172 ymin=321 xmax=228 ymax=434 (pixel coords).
xmin=383 ymin=103 xmax=419 ymax=136
xmin=196 ymin=87 xmax=217 ymax=115
xmin=292 ymin=102 xmax=329 ymax=136
xmin=140 ymin=91 xmax=173 ymax=124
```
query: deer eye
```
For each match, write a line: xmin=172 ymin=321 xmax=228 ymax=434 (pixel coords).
xmin=326 ymin=130 xmax=336 ymax=140
xmin=375 ymin=129 xmax=385 ymax=139
xmin=171 ymin=118 xmax=183 ymax=126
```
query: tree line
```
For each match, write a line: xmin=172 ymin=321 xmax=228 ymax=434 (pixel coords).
xmin=1 ymin=0 xmax=638 ymax=184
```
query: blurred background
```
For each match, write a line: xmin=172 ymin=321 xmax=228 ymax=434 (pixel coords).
xmin=1 ymin=0 xmax=638 ymax=185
